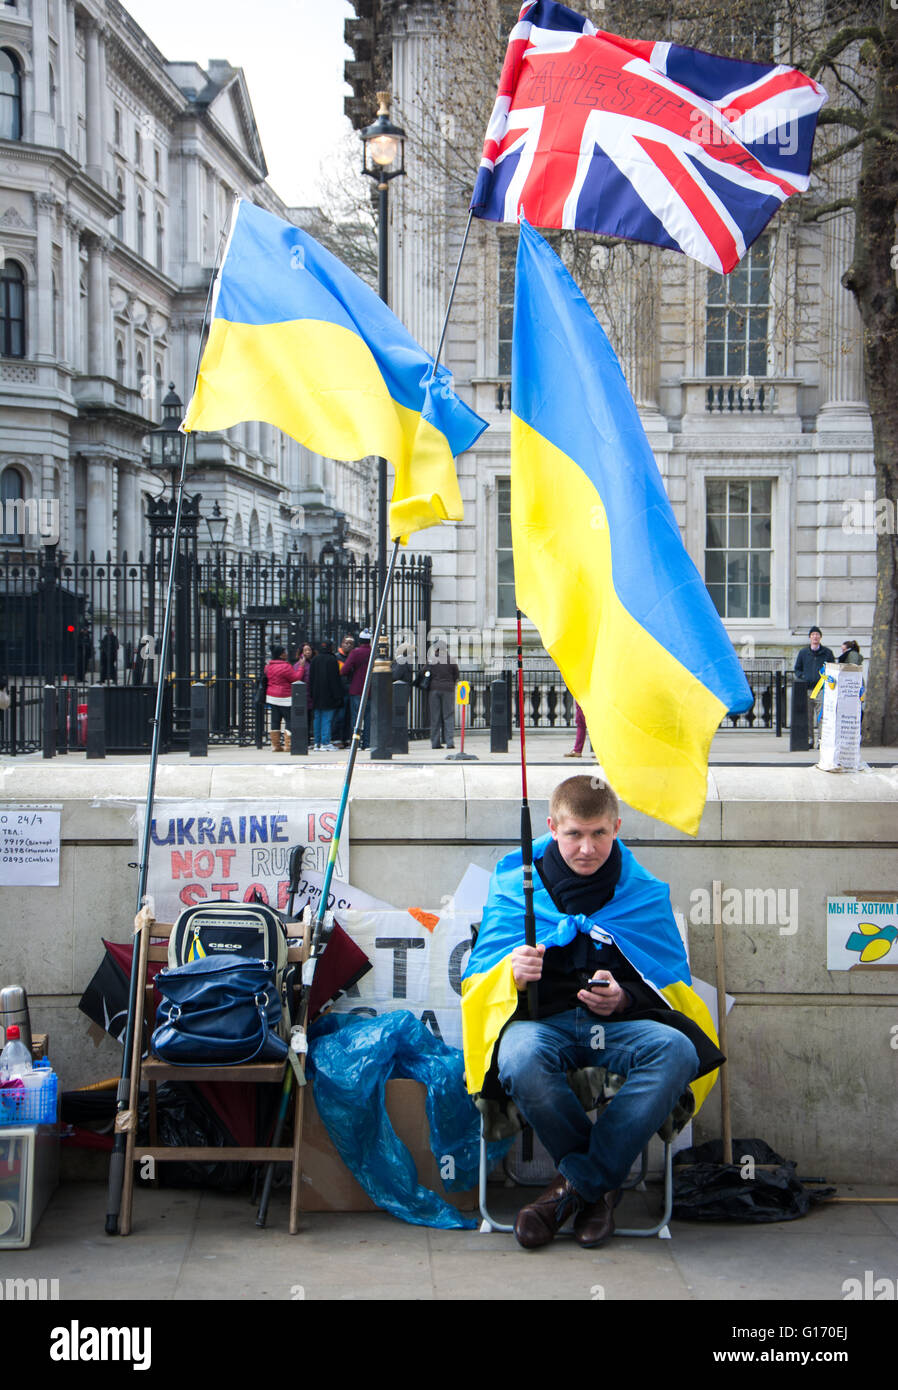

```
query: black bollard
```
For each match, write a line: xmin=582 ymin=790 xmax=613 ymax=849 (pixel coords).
xmin=291 ymin=682 xmax=309 ymax=755
xmin=42 ymin=685 xmax=56 ymax=759
xmin=391 ymin=681 xmax=410 ymax=755
xmin=56 ymin=687 xmax=69 ymax=755
xmin=369 ymin=666 xmax=393 ymax=761
xmin=189 ymin=682 xmax=208 ymax=757
xmin=790 ymin=679 xmax=810 ymax=751
xmin=86 ymin=685 xmax=106 ymax=759
xmin=490 ymin=678 xmax=509 ymax=753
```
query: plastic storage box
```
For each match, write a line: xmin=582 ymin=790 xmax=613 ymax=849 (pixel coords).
xmin=0 ymin=1069 xmax=58 ymax=1126
xmin=0 ymin=1125 xmax=59 ymax=1249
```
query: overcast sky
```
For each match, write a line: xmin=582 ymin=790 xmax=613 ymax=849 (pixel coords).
xmin=124 ymin=0 xmax=355 ymax=207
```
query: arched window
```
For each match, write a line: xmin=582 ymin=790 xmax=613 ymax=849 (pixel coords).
xmin=115 ymin=176 xmax=125 ymax=240
xmin=0 ymin=49 xmax=22 ymax=142
xmin=0 ymin=260 xmax=25 ymax=357
xmin=115 ymin=338 xmax=125 ymax=383
xmin=155 ymin=210 xmax=164 ymax=270
xmin=1 ymin=466 xmax=24 ymax=544
xmin=136 ymin=194 xmax=145 ymax=258
xmin=154 ymin=360 xmax=163 ymax=410
xmin=49 ymin=63 xmax=56 ymax=121
xmin=136 ymin=349 xmax=145 ymax=401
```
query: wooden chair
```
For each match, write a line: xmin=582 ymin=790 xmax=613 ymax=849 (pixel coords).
xmin=118 ymin=907 xmax=311 ymax=1236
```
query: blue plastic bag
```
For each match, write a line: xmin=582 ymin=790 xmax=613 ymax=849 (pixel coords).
xmin=307 ymin=1010 xmax=510 ymax=1229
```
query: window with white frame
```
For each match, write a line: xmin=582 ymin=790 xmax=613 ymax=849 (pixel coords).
xmin=704 ymin=478 xmax=772 ymax=619
xmin=705 ymin=235 xmax=770 ymax=378
xmin=496 ymin=477 xmax=515 ymax=618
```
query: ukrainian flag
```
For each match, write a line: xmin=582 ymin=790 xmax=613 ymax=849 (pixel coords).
xmin=183 ymin=200 xmax=487 ymax=539
xmin=512 ymin=221 xmax=752 ymax=834
xmin=462 ymin=837 xmax=721 ymax=1114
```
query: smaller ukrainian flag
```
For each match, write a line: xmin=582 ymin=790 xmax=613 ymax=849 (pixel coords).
xmin=183 ymin=200 xmax=487 ymax=540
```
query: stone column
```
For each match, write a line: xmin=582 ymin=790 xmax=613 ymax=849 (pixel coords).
xmin=86 ymin=456 xmax=109 ymax=557
xmin=84 ymin=18 xmax=107 ymax=185
xmin=817 ymin=162 xmax=868 ymax=428
xmin=85 ymin=234 xmax=109 ymax=378
xmin=34 ymin=195 xmax=57 ymax=360
xmin=117 ymin=465 xmax=140 ymax=558
xmin=30 ymin=0 xmax=55 ymax=146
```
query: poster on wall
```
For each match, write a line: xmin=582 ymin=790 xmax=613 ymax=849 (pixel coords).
xmin=827 ymin=896 xmax=898 ymax=969
xmin=0 ymin=806 xmax=62 ymax=886
xmin=135 ymin=799 xmax=346 ymax=923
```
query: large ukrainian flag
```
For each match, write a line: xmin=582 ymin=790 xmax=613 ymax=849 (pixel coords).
xmin=512 ymin=220 xmax=752 ymax=835
xmin=183 ymin=200 xmax=487 ymax=539
xmin=461 ymin=837 xmax=721 ymax=1116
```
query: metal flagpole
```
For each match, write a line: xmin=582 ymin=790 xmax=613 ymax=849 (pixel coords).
xmin=104 ymin=226 xmax=227 ymax=1236
xmin=517 ymin=608 xmax=539 ymax=1020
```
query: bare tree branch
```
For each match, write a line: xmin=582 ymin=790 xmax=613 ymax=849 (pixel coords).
xmin=806 ymin=24 xmax=885 ymax=78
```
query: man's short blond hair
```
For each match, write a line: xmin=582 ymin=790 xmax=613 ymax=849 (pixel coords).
xmin=549 ymin=776 xmax=620 ymax=825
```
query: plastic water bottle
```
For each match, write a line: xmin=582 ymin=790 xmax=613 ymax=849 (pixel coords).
xmin=0 ymin=1025 xmax=32 ymax=1080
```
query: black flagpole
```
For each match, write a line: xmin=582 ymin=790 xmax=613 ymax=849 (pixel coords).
xmin=517 ymin=608 xmax=539 ymax=1020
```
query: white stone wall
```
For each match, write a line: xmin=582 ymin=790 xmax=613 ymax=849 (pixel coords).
xmin=0 ymin=0 xmax=372 ymax=566
xmin=0 ymin=760 xmax=895 ymax=1183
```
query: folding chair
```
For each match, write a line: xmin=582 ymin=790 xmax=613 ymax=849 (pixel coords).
xmin=118 ymin=908 xmax=311 ymax=1236
xmin=476 ymin=1067 xmax=691 ymax=1240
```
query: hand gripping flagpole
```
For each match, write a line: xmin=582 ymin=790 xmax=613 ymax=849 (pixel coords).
xmin=104 ymin=232 xmax=227 ymax=1237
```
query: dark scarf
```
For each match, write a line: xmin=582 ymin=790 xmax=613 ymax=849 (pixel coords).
xmin=536 ymin=837 xmax=622 ymax=918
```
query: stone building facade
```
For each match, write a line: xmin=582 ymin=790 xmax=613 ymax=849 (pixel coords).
xmin=344 ymin=0 xmax=876 ymax=668
xmin=0 ymin=0 xmax=373 ymax=567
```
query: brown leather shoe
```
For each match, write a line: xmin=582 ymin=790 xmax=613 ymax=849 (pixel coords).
xmin=514 ymin=1175 xmax=582 ymax=1249
xmin=573 ymin=1189 xmax=621 ymax=1248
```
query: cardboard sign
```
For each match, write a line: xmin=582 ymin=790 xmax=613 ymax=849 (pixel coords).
xmin=0 ymin=806 xmax=61 ymax=886
xmin=818 ymin=663 xmax=864 ymax=772
xmin=327 ymin=865 xmax=492 ymax=1048
xmin=136 ymin=799 xmax=346 ymax=923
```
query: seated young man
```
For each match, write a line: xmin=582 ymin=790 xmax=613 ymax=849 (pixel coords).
xmin=461 ymin=775 xmax=723 ymax=1250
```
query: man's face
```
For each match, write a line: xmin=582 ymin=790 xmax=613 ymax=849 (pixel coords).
xmin=343 ymin=637 xmax=355 ymax=651
xmin=809 ymin=632 xmax=821 ymax=650
xmin=548 ymin=812 xmax=621 ymax=876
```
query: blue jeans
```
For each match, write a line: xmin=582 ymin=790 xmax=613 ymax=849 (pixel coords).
xmin=313 ymin=707 xmax=334 ymax=747
xmin=497 ymin=1009 xmax=699 ymax=1202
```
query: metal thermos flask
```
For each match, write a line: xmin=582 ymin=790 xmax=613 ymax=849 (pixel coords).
xmin=0 ymin=986 xmax=33 ymax=1056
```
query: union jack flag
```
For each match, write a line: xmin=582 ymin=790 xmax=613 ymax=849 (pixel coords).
xmin=471 ymin=1 xmax=827 ymax=273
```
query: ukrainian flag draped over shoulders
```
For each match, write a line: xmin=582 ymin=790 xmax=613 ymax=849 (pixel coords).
xmin=183 ymin=199 xmax=487 ymax=539
xmin=461 ymin=838 xmax=720 ymax=1115
xmin=512 ymin=220 xmax=752 ymax=834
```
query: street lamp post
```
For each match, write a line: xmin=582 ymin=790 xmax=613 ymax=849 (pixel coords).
xmin=147 ymin=384 xmax=199 ymax=743
xmin=361 ymin=92 xmax=406 ymax=591
xmin=205 ymin=501 xmax=229 ymax=733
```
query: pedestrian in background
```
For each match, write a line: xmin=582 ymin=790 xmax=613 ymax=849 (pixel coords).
xmin=838 ymin=640 xmax=863 ymax=666
xmin=565 ymin=699 xmax=589 ymax=758
xmin=794 ymin=627 xmax=835 ymax=750
xmin=264 ymin=645 xmax=299 ymax=753
xmin=335 ymin=632 xmax=356 ymax=747
xmin=428 ymin=639 xmax=459 ymax=750
xmin=340 ymin=629 xmax=372 ymax=749
xmin=308 ymin=640 xmax=343 ymax=751
xmin=100 ymin=626 xmax=119 ymax=684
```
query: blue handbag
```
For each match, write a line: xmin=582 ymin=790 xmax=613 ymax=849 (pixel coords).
xmin=152 ymin=954 xmax=288 ymax=1066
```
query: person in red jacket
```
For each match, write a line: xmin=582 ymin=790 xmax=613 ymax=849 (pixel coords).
xmin=264 ymin=645 xmax=300 ymax=753
xmin=339 ymin=628 xmax=373 ymax=749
